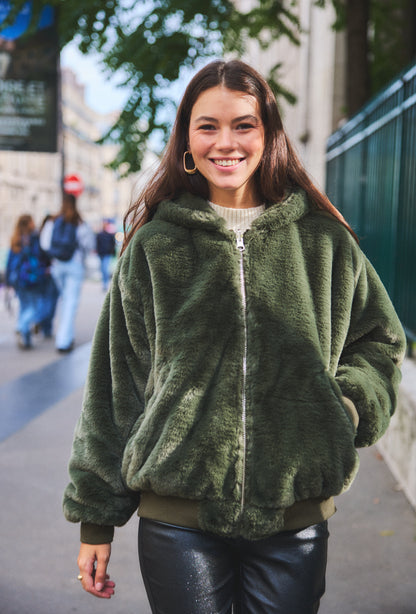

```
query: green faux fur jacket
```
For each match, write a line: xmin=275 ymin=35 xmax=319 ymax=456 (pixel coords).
xmin=63 ymin=191 xmax=406 ymax=540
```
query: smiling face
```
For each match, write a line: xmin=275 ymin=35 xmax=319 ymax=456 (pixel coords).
xmin=188 ymin=86 xmax=265 ymax=208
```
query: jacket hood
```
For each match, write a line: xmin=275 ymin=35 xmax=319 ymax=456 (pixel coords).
xmin=154 ymin=190 xmax=310 ymax=232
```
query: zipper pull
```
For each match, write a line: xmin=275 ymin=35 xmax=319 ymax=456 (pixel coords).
xmin=235 ymin=229 xmax=245 ymax=252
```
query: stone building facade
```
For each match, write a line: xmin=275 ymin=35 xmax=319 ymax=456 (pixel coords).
xmin=0 ymin=66 xmax=139 ymax=267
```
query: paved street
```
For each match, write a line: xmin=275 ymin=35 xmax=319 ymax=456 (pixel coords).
xmin=0 ymin=279 xmax=415 ymax=614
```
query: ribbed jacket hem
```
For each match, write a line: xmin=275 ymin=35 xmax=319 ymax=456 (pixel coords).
xmin=80 ymin=493 xmax=336 ymax=544
xmin=137 ymin=492 xmax=336 ymax=533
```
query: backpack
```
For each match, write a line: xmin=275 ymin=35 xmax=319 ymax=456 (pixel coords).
xmin=49 ymin=216 xmax=78 ymax=261
xmin=6 ymin=235 xmax=48 ymax=289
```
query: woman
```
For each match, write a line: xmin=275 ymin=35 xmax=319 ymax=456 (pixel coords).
xmin=64 ymin=60 xmax=406 ymax=613
xmin=41 ymin=193 xmax=94 ymax=352
xmin=6 ymin=214 xmax=47 ymax=349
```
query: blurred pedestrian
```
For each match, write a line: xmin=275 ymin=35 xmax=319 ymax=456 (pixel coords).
xmin=34 ymin=214 xmax=59 ymax=339
xmin=96 ymin=220 xmax=116 ymax=292
xmin=64 ymin=60 xmax=406 ymax=612
xmin=5 ymin=214 xmax=48 ymax=349
xmin=41 ymin=193 xmax=94 ymax=353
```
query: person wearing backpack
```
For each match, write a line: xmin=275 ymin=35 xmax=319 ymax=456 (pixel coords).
xmin=6 ymin=214 xmax=48 ymax=349
xmin=41 ymin=193 xmax=94 ymax=353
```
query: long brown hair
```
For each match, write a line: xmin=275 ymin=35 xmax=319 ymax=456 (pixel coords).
xmin=10 ymin=214 xmax=35 ymax=253
xmin=122 ymin=59 xmax=356 ymax=252
xmin=60 ymin=193 xmax=82 ymax=225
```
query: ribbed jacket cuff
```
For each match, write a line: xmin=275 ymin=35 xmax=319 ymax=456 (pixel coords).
xmin=80 ymin=523 xmax=114 ymax=544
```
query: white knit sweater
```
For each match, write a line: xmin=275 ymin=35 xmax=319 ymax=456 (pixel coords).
xmin=209 ymin=202 xmax=265 ymax=232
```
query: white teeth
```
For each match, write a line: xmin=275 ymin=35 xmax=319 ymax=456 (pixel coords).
xmin=214 ymin=159 xmax=241 ymax=166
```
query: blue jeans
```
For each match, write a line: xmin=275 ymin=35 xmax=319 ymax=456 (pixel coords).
xmin=16 ymin=287 xmax=39 ymax=336
xmin=36 ymin=275 xmax=59 ymax=336
xmin=52 ymin=258 xmax=84 ymax=350
xmin=99 ymin=254 xmax=112 ymax=290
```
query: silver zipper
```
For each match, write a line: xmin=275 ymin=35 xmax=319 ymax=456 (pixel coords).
xmin=235 ymin=228 xmax=247 ymax=514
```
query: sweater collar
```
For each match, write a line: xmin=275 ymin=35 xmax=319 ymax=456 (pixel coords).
xmin=154 ymin=190 xmax=310 ymax=232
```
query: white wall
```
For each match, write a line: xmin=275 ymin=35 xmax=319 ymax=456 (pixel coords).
xmin=378 ymin=359 xmax=416 ymax=510
xmin=233 ymin=0 xmax=344 ymax=190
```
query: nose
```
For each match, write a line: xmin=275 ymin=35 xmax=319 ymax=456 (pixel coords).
xmin=216 ymin=127 xmax=234 ymax=150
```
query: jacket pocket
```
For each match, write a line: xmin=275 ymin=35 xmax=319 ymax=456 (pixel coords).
xmin=325 ymin=372 xmax=360 ymax=435
xmin=249 ymin=369 xmax=360 ymax=508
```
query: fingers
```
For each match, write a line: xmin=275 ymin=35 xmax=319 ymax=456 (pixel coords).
xmin=77 ymin=543 xmax=115 ymax=599
xmin=87 ymin=574 xmax=116 ymax=599
xmin=94 ymin=552 xmax=111 ymax=593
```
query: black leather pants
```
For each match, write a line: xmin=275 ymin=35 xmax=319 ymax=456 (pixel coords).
xmin=138 ymin=518 xmax=329 ymax=614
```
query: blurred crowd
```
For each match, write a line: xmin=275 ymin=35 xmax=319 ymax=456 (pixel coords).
xmin=3 ymin=193 xmax=117 ymax=351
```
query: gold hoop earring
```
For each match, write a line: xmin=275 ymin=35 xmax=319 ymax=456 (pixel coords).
xmin=183 ymin=150 xmax=197 ymax=175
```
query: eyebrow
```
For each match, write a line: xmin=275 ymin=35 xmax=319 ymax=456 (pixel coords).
xmin=193 ymin=114 xmax=260 ymax=124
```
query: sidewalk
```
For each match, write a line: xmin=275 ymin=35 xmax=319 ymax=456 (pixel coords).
xmin=0 ymin=281 xmax=415 ymax=613
xmin=0 ymin=279 xmax=151 ymax=613
xmin=321 ymin=447 xmax=416 ymax=614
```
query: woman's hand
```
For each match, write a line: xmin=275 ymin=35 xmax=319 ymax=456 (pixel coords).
xmin=77 ymin=543 xmax=115 ymax=599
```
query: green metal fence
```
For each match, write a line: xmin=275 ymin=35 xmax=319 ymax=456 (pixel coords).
xmin=326 ymin=63 xmax=416 ymax=339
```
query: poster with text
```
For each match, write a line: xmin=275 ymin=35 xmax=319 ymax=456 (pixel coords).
xmin=0 ymin=1 xmax=58 ymax=152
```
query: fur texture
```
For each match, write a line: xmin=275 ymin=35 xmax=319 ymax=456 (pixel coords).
xmin=63 ymin=191 xmax=406 ymax=539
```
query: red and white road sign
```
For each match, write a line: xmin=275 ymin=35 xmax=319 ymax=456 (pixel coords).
xmin=63 ymin=173 xmax=84 ymax=197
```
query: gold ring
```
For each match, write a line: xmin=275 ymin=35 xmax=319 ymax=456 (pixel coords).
xmin=77 ymin=574 xmax=83 ymax=581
